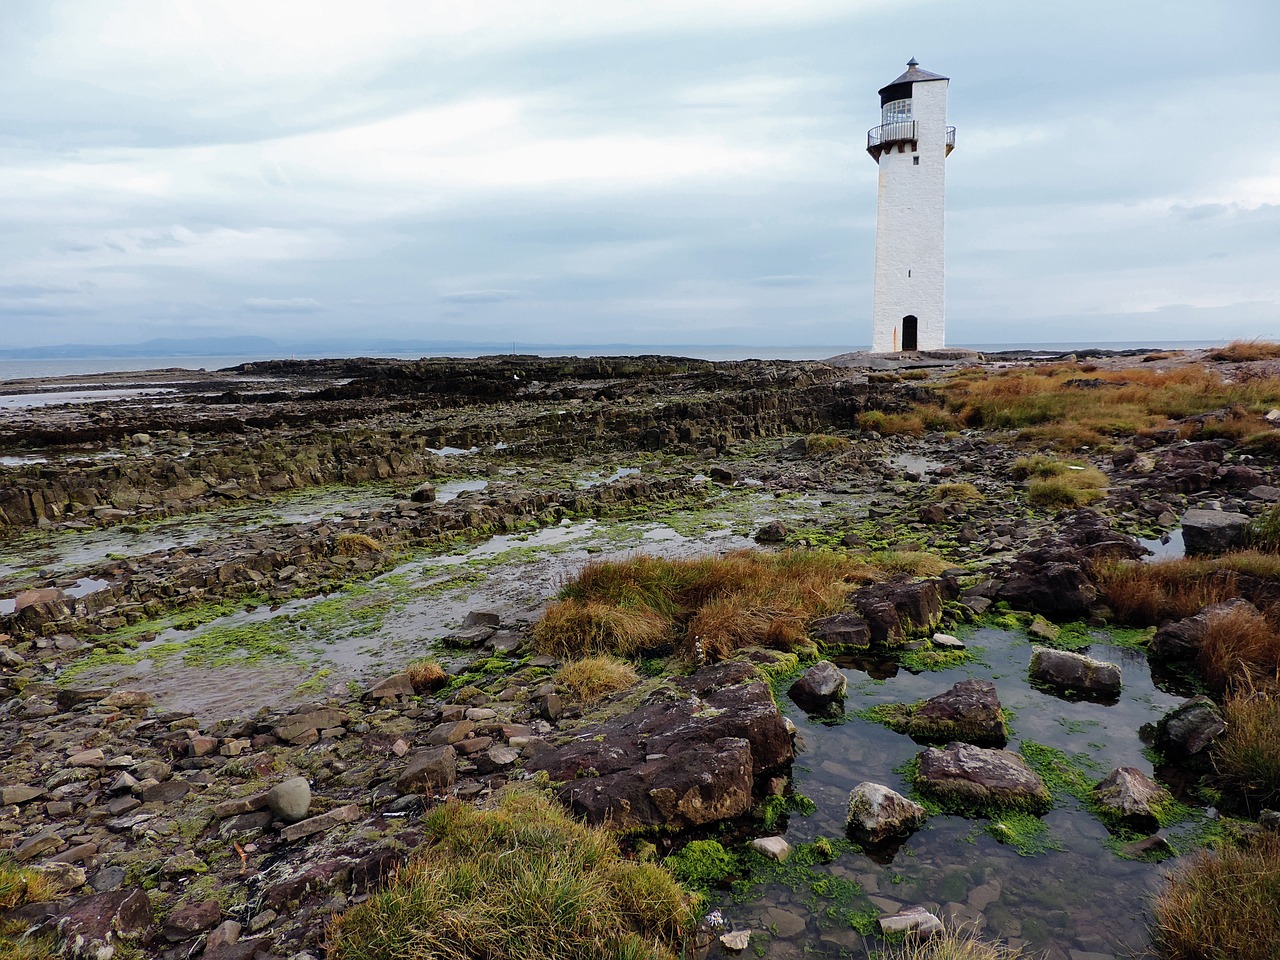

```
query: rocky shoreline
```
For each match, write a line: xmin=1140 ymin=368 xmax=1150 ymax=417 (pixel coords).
xmin=2 ymin=350 xmax=1279 ymax=959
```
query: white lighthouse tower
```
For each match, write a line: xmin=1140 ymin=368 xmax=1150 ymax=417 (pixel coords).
xmin=868 ymin=59 xmax=955 ymax=352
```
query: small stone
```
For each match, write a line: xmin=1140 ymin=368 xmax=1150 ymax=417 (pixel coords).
xmin=67 ymin=747 xmax=105 ymax=767
xmin=396 ymin=745 xmax=457 ymax=795
xmin=279 ymin=803 xmax=361 ymax=842
xmin=410 ymin=482 xmax=436 ymax=503
xmin=16 ymin=827 xmax=64 ymax=862
xmin=265 ymin=777 xmax=311 ymax=823
xmin=1028 ymin=616 xmax=1060 ymax=642
xmin=879 ymin=905 xmax=943 ymax=937
xmin=427 ymin=719 xmax=474 ymax=746
xmin=932 ymin=633 xmax=964 ymax=649
xmin=206 ymin=919 xmax=242 ymax=950
xmin=788 ymin=661 xmax=846 ymax=712
xmin=0 ymin=785 xmax=44 ymax=806
xmin=391 ymin=739 xmax=410 ymax=758
xmin=754 ymin=520 xmax=788 ymax=543
xmin=750 ymin=836 xmax=791 ymax=861
xmin=720 ymin=930 xmax=752 ymax=952
xmin=846 ymin=782 xmax=928 ymax=844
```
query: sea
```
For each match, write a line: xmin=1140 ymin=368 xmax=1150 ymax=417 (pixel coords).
xmin=0 ymin=340 xmax=1231 ymax=383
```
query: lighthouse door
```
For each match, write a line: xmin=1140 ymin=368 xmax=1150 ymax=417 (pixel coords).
xmin=901 ymin=316 xmax=918 ymax=351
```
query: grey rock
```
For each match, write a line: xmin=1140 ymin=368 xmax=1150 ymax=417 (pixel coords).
xmin=1029 ymin=646 xmax=1122 ymax=699
xmin=750 ymin=836 xmax=791 ymax=861
xmin=1181 ymin=508 xmax=1251 ymax=556
xmin=754 ymin=520 xmax=788 ymax=543
xmin=904 ymin=678 xmax=1006 ymax=746
xmin=915 ymin=742 xmax=1052 ymax=813
xmin=1157 ymin=696 xmax=1227 ymax=756
xmin=879 ymin=905 xmax=943 ymax=937
xmin=265 ymin=777 xmax=311 ymax=823
xmin=1093 ymin=767 xmax=1171 ymax=830
xmin=788 ymin=660 xmax=846 ymax=711
xmin=409 ymin=482 xmax=436 ymax=503
xmin=1152 ymin=600 xmax=1261 ymax=660
xmin=279 ymin=802 xmax=361 ymax=842
xmin=846 ymin=782 xmax=927 ymax=844
xmin=396 ymin=745 xmax=458 ymax=795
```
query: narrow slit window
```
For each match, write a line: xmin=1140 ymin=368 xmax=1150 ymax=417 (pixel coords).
xmin=912 ymin=155 xmax=920 ymax=165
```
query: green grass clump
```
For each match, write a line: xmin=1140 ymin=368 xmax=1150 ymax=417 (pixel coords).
xmin=0 ymin=857 xmax=60 ymax=910
xmin=1152 ymin=832 xmax=1280 ymax=960
xmin=555 ymin=655 xmax=640 ymax=704
xmin=327 ymin=791 xmax=693 ymax=960
xmin=1248 ymin=504 xmax=1280 ymax=552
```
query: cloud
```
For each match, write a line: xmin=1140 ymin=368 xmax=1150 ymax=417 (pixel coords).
xmin=440 ymin=290 xmax=524 ymax=304
xmin=242 ymin=298 xmax=324 ymax=313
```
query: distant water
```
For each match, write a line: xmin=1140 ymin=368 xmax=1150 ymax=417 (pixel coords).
xmin=0 ymin=340 xmax=1232 ymax=383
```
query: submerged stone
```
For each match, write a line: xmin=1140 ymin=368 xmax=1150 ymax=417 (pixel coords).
xmin=846 ymin=782 xmax=927 ymax=844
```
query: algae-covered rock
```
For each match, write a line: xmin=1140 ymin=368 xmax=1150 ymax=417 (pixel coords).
xmin=1029 ymin=646 xmax=1122 ymax=700
xmin=915 ymin=742 xmax=1051 ymax=814
xmin=846 ymin=782 xmax=927 ymax=844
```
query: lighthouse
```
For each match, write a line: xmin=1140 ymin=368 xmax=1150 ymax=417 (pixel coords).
xmin=868 ymin=59 xmax=955 ymax=352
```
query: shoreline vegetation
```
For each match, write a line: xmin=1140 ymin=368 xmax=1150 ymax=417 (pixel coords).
xmin=0 ymin=342 xmax=1278 ymax=959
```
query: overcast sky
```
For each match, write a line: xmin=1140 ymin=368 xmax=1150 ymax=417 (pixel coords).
xmin=1 ymin=0 xmax=1278 ymax=352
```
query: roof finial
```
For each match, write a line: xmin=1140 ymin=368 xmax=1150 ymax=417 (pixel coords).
xmin=907 ymin=57 xmax=919 ymax=67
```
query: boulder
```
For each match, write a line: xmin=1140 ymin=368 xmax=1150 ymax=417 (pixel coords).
xmin=1029 ymin=647 xmax=1122 ymax=700
xmin=57 ymin=887 xmax=153 ymax=959
xmin=1156 ymin=696 xmax=1227 ymax=757
xmin=409 ymin=482 xmax=436 ymax=503
xmin=1151 ymin=600 xmax=1260 ymax=660
xmin=754 ymin=520 xmax=788 ymax=543
xmin=1093 ymin=767 xmax=1171 ymax=832
xmin=265 ymin=777 xmax=311 ymax=823
xmin=850 ymin=576 xmax=955 ymax=647
xmin=846 ymin=782 xmax=928 ymax=844
xmin=899 ymin=679 xmax=1007 ymax=746
xmin=528 ymin=661 xmax=793 ymax=831
xmin=811 ymin=613 xmax=871 ymax=651
xmin=787 ymin=661 xmax=846 ymax=712
xmin=162 ymin=899 xmax=221 ymax=941
xmin=396 ymin=745 xmax=458 ymax=795
xmin=915 ymin=742 xmax=1052 ymax=814
xmin=1181 ymin=508 xmax=1251 ymax=556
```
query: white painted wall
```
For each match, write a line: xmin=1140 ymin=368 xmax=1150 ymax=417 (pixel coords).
xmin=871 ymin=77 xmax=948 ymax=352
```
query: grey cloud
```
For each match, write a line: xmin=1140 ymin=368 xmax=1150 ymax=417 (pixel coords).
xmin=440 ymin=290 xmax=525 ymax=304
xmin=243 ymin=298 xmax=324 ymax=313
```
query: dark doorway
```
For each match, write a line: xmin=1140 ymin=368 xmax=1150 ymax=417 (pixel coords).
xmin=901 ymin=315 xmax=918 ymax=351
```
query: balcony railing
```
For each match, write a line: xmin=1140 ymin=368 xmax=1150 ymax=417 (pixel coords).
xmin=866 ymin=122 xmax=956 ymax=160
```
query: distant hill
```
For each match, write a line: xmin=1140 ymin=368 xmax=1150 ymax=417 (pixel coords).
xmin=0 ymin=336 xmax=283 ymax=359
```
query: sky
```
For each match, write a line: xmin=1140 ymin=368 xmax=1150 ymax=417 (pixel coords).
xmin=1 ymin=0 xmax=1278 ymax=352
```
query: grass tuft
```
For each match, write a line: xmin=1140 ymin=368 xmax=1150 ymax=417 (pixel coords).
xmin=804 ymin=434 xmax=852 ymax=457
xmin=1248 ymin=504 xmax=1280 ymax=552
xmin=1207 ymin=340 xmax=1280 ymax=362
xmin=1152 ymin=832 xmax=1280 ymax=960
xmin=0 ymin=858 xmax=61 ymax=911
xmin=1197 ymin=605 xmax=1280 ymax=694
xmin=404 ymin=658 xmax=448 ymax=693
xmin=931 ymin=482 xmax=983 ymax=503
xmin=555 ymin=655 xmax=640 ymax=704
xmin=334 ymin=532 xmax=384 ymax=556
xmin=880 ymin=924 xmax=1034 ymax=959
xmin=533 ymin=550 xmax=887 ymax=662
xmin=1212 ymin=681 xmax=1280 ymax=810
xmin=326 ymin=790 xmax=694 ymax=960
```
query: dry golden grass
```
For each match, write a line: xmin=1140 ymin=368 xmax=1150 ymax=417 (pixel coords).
xmin=1207 ymin=340 xmax=1280 ymax=362
xmin=1197 ymin=605 xmax=1280 ymax=694
xmin=334 ymin=532 xmax=384 ymax=556
xmin=0 ymin=858 xmax=60 ymax=911
xmin=533 ymin=550 xmax=887 ymax=662
xmin=404 ymin=659 xmax=448 ymax=693
xmin=857 ymin=410 xmax=926 ymax=437
xmin=1152 ymin=833 xmax=1280 ymax=960
xmin=931 ymin=482 xmax=983 ymax=502
xmin=1213 ymin=680 xmax=1280 ymax=810
xmin=1097 ymin=557 xmax=1245 ymax=625
xmin=932 ymin=363 xmax=1280 ymax=448
xmin=555 ymin=655 xmax=640 ymax=703
xmin=804 ymin=433 xmax=852 ymax=457
xmin=867 ymin=549 xmax=952 ymax=577
xmin=881 ymin=926 xmax=1033 ymax=960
